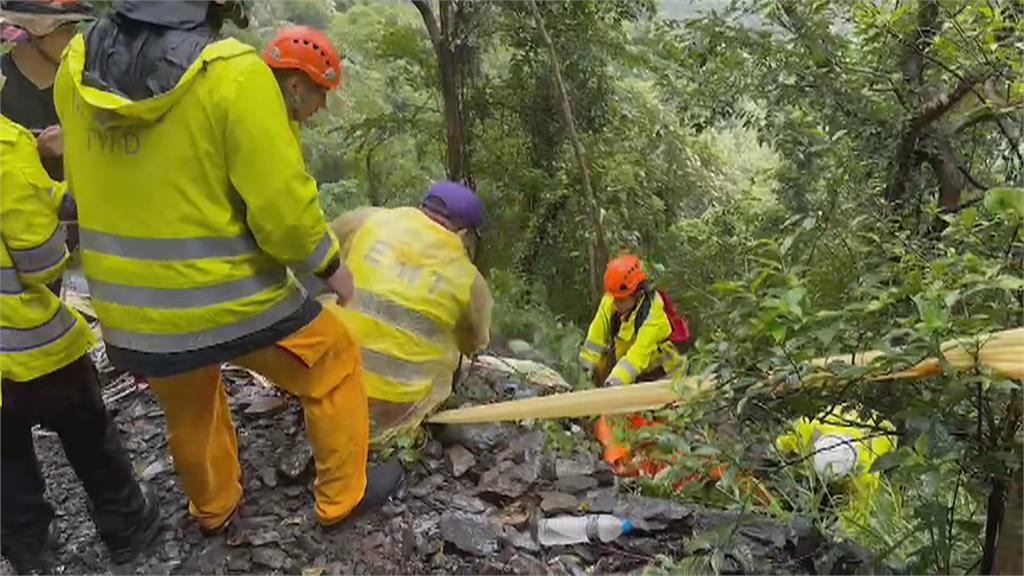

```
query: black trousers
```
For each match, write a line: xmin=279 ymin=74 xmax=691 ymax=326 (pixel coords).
xmin=1 ymin=355 xmax=145 ymax=556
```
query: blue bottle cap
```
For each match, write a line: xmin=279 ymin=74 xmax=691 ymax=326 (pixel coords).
xmin=621 ymin=520 xmax=633 ymax=534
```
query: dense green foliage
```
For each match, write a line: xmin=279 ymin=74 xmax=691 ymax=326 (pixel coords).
xmin=241 ymin=0 xmax=1021 ymax=572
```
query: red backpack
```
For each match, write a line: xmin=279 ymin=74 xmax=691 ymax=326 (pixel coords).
xmin=610 ymin=287 xmax=692 ymax=352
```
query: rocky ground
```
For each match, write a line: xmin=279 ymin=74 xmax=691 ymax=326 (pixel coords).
xmin=2 ymin=338 xmax=878 ymax=575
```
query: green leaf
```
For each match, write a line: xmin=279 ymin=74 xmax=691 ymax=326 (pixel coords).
xmin=869 ymin=450 xmax=909 ymax=474
xmin=783 ymin=286 xmax=806 ymax=317
xmin=816 ymin=326 xmax=838 ymax=346
xmin=984 ymin=187 xmax=1024 ymax=219
xmin=914 ymin=433 xmax=929 ymax=456
xmin=712 ymin=281 xmax=745 ymax=295
xmin=771 ymin=324 xmax=787 ymax=343
xmin=994 ymin=275 xmax=1024 ymax=291
xmin=959 ymin=206 xmax=977 ymax=228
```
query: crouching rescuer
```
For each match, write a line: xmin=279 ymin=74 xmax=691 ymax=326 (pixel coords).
xmin=324 ymin=182 xmax=493 ymax=443
xmin=53 ymin=0 xmax=401 ymax=533
xmin=580 ymin=255 xmax=690 ymax=387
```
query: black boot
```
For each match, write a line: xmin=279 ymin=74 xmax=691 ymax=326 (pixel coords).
xmin=321 ymin=459 xmax=405 ymax=532
xmin=5 ymin=546 xmax=52 ymax=575
xmin=106 ymin=484 xmax=161 ymax=564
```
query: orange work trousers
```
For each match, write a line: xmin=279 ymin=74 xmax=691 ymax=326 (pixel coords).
xmin=148 ymin=309 xmax=368 ymax=530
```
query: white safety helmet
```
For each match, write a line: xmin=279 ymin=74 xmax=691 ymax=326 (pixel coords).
xmin=812 ymin=433 xmax=858 ymax=479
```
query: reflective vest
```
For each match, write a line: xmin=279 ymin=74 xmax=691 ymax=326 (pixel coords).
xmin=53 ymin=35 xmax=338 ymax=354
xmin=580 ymin=291 xmax=686 ymax=386
xmin=1 ymin=116 xmax=94 ymax=382
xmin=337 ymin=208 xmax=476 ymax=403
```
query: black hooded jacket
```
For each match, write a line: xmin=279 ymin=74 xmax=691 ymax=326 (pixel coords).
xmin=82 ymin=0 xmax=217 ymax=100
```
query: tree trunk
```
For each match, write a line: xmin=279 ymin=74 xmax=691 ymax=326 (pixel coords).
xmin=525 ymin=0 xmax=609 ymax=303
xmin=993 ymin=453 xmax=1024 ymax=575
xmin=885 ymin=0 xmax=1003 ymax=212
xmin=412 ymin=0 xmax=471 ymax=185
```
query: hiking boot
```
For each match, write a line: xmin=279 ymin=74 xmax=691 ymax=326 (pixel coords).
xmin=4 ymin=544 xmax=53 ymax=575
xmin=3 ymin=521 xmax=59 ymax=574
xmin=107 ymin=484 xmax=161 ymax=564
xmin=200 ymin=497 xmax=244 ymax=537
xmin=321 ymin=459 xmax=405 ymax=532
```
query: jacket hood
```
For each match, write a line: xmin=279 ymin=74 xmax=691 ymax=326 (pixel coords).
xmin=66 ymin=15 xmax=253 ymax=128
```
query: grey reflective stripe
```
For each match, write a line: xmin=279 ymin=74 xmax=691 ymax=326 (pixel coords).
xmin=352 ymin=290 xmax=448 ymax=342
xmin=88 ymin=269 xmax=287 ymax=309
xmin=80 ymin=229 xmax=259 ymax=261
xmin=362 ymin=348 xmax=443 ymax=386
xmin=605 ymin=377 xmax=624 ymax=388
xmin=1 ymin=306 xmax=77 ymax=352
xmin=1 ymin=268 xmax=24 ymax=294
xmin=9 ymin=225 xmax=66 ymax=273
xmin=616 ymin=358 xmax=639 ymax=380
xmin=583 ymin=340 xmax=603 ymax=354
xmin=100 ymin=287 xmax=306 ymax=353
xmin=294 ymin=232 xmax=334 ymax=273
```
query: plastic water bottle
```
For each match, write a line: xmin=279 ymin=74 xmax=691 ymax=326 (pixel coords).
xmin=537 ymin=515 xmax=633 ymax=546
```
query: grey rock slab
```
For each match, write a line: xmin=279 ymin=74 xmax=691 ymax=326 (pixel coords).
xmin=141 ymin=459 xmax=169 ymax=480
xmin=259 ymin=466 xmax=278 ymax=488
xmin=423 ymin=439 xmax=444 ymax=459
xmin=409 ymin=473 xmax=446 ymax=498
xmin=509 ymin=552 xmax=549 ymax=575
xmin=446 ymin=444 xmax=476 ymax=478
xmin=552 ymin=555 xmax=588 ymax=576
xmin=554 ymin=456 xmax=596 ymax=478
xmin=249 ymin=529 xmax=281 ymax=547
xmin=195 ymin=541 xmax=230 ymax=574
xmin=435 ymin=423 xmax=513 ymax=455
xmin=593 ymin=462 xmax=617 ymax=487
xmin=581 ymin=488 xmax=618 ymax=514
xmin=502 ymin=528 xmax=541 ymax=553
xmin=252 ymin=547 xmax=289 ymax=570
xmin=614 ymin=495 xmax=694 ymax=531
xmin=244 ymin=395 xmax=288 ymax=416
xmin=507 ymin=340 xmax=535 ymax=357
xmin=450 ymin=494 xmax=490 ymax=514
xmin=539 ymin=492 xmax=579 ymax=514
xmin=478 ymin=460 xmax=539 ymax=499
xmin=277 ymin=443 xmax=313 ymax=482
xmin=497 ymin=430 xmax=546 ymax=464
xmin=555 ymin=474 xmax=598 ymax=494
xmin=439 ymin=511 xmax=501 ymax=556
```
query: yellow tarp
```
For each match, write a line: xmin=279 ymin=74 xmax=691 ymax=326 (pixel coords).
xmin=427 ymin=328 xmax=1023 ymax=425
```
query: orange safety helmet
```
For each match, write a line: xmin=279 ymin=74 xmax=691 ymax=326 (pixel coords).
xmin=262 ymin=26 xmax=342 ymax=91
xmin=604 ymin=254 xmax=647 ymax=299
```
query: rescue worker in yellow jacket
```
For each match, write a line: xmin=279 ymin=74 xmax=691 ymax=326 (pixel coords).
xmin=580 ymin=255 xmax=686 ymax=387
xmin=53 ymin=0 xmax=401 ymax=533
xmin=326 ymin=182 xmax=493 ymax=440
xmin=0 ymin=112 xmax=158 ymax=572
xmin=262 ymin=25 xmax=339 ymax=126
xmin=775 ymin=411 xmax=898 ymax=532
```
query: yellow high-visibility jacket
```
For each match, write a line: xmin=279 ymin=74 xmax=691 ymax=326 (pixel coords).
xmin=331 ymin=207 xmax=492 ymax=404
xmin=579 ymin=291 xmax=685 ymax=386
xmin=775 ymin=412 xmax=897 ymax=527
xmin=53 ymin=35 xmax=338 ymax=356
xmin=1 ymin=115 xmax=94 ymax=383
